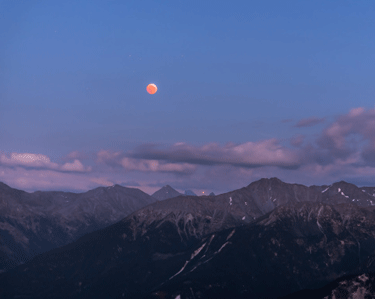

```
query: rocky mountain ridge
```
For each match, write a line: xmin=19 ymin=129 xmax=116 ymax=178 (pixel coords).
xmin=0 ymin=183 xmax=157 ymax=272
xmin=2 ymin=177 xmax=375 ymax=298
xmin=2 ymin=200 xmax=375 ymax=298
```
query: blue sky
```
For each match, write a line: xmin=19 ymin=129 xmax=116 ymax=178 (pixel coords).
xmin=1 ymin=1 xmax=375 ymax=194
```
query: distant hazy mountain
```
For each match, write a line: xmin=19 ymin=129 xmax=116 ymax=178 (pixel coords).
xmin=0 ymin=182 xmax=157 ymax=272
xmin=2 ymin=177 xmax=375 ymax=298
xmin=184 ymin=189 xmax=197 ymax=196
xmin=209 ymin=192 xmax=215 ymax=196
xmin=151 ymin=185 xmax=181 ymax=201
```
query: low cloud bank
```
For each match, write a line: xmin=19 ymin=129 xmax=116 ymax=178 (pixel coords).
xmin=2 ymin=107 xmax=375 ymax=194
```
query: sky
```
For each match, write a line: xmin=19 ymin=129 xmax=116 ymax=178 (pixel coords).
xmin=1 ymin=0 xmax=375 ymax=195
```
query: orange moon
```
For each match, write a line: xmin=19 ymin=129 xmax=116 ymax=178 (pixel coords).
xmin=147 ymin=83 xmax=157 ymax=94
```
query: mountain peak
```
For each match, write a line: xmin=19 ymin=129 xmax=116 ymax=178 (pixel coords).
xmin=184 ymin=190 xmax=197 ymax=196
xmin=247 ymin=177 xmax=285 ymax=188
xmin=152 ymin=185 xmax=181 ymax=201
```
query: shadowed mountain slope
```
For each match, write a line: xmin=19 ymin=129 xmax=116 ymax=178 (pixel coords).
xmin=282 ymin=273 xmax=375 ymax=299
xmin=2 ymin=201 xmax=375 ymax=298
xmin=0 ymin=183 xmax=157 ymax=272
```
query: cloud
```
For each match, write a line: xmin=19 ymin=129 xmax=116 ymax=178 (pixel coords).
xmin=290 ymin=135 xmax=305 ymax=147
xmin=316 ymin=107 xmax=375 ymax=163
xmin=4 ymin=107 xmax=375 ymax=195
xmin=294 ymin=117 xmax=325 ymax=128
xmin=90 ymin=177 xmax=114 ymax=187
xmin=61 ymin=159 xmax=92 ymax=172
xmin=121 ymin=181 xmax=140 ymax=187
xmin=120 ymin=157 xmax=196 ymax=174
xmin=0 ymin=153 xmax=59 ymax=169
xmin=0 ymin=152 xmax=91 ymax=172
xmin=128 ymin=139 xmax=301 ymax=169
xmin=97 ymin=149 xmax=197 ymax=174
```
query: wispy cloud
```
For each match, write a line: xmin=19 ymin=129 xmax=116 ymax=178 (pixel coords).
xmin=128 ymin=139 xmax=301 ymax=169
xmin=294 ymin=116 xmax=325 ymax=127
xmin=3 ymin=107 xmax=375 ymax=195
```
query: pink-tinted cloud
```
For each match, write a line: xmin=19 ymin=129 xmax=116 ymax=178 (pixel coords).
xmin=120 ymin=157 xmax=196 ymax=174
xmin=294 ymin=117 xmax=325 ymax=128
xmin=0 ymin=152 xmax=91 ymax=173
xmin=0 ymin=152 xmax=59 ymax=169
xmin=61 ymin=159 xmax=92 ymax=172
xmin=128 ymin=139 xmax=301 ymax=169
xmin=317 ymin=107 xmax=375 ymax=163
xmin=3 ymin=107 xmax=375 ymax=195
xmin=290 ymin=135 xmax=305 ymax=147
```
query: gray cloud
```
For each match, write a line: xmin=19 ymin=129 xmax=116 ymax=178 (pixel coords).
xmin=290 ymin=135 xmax=305 ymax=147
xmin=316 ymin=107 xmax=375 ymax=164
xmin=128 ymin=139 xmax=302 ymax=169
xmin=295 ymin=117 xmax=325 ymax=128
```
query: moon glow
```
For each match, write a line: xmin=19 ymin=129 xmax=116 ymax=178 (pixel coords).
xmin=147 ymin=83 xmax=157 ymax=94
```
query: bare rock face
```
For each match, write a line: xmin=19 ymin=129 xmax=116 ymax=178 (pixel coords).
xmin=151 ymin=185 xmax=181 ymax=201
xmin=0 ymin=183 xmax=157 ymax=272
xmin=2 ymin=200 xmax=375 ymax=299
xmin=2 ymin=178 xmax=375 ymax=298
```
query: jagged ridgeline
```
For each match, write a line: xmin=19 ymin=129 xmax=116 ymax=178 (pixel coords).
xmin=0 ymin=183 xmax=157 ymax=273
xmin=2 ymin=178 xmax=375 ymax=298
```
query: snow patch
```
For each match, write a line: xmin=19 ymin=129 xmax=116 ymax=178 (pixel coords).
xmin=321 ymin=187 xmax=329 ymax=193
xmin=229 ymin=197 xmax=232 ymax=205
xmin=340 ymin=191 xmax=349 ymax=198
xmin=226 ymin=229 xmax=235 ymax=241
xmin=242 ymin=216 xmax=246 ymax=220
xmin=245 ymin=202 xmax=247 ymax=205
xmin=362 ymin=190 xmax=366 ymax=192
xmin=169 ymin=261 xmax=189 ymax=280
xmin=217 ymin=242 xmax=230 ymax=253
xmin=190 ymin=243 xmax=206 ymax=260
xmin=272 ymin=198 xmax=276 ymax=202
xmin=338 ymin=188 xmax=341 ymax=192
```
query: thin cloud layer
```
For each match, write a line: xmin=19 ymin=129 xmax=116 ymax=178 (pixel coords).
xmin=3 ymin=107 xmax=375 ymax=195
xmin=129 ymin=139 xmax=301 ymax=169
xmin=295 ymin=117 xmax=325 ymax=128
xmin=97 ymin=150 xmax=196 ymax=174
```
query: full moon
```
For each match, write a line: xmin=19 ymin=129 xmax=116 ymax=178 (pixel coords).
xmin=147 ymin=83 xmax=157 ymax=94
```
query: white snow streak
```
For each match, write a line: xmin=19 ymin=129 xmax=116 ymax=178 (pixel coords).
xmin=226 ymin=229 xmax=235 ymax=241
xmin=190 ymin=243 xmax=206 ymax=260
xmin=321 ymin=187 xmax=329 ymax=193
xmin=217 ymin=242 xmax=230 ymax=253
xmin=169 ymin=261 xmax=189 ymax=280
xmin=340 ymin=191 xmax=349 ymax=198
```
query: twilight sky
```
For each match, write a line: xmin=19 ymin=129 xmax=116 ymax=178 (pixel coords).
xmin=1 ymin=1 xmax=375 ymax=195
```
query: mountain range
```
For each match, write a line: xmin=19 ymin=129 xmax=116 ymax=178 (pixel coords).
xmin=0 ymin=182 xmax=157 ymax=272
xmin=2 ymin=178 xmax=375 ymax=298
